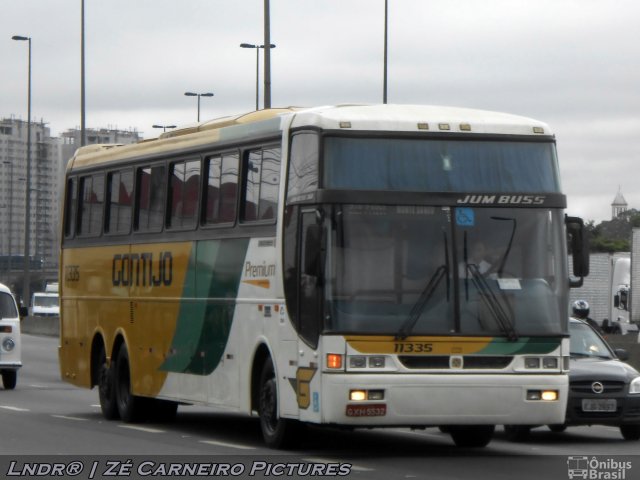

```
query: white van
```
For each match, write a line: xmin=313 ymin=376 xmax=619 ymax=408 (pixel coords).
xmin=0 ymin=283 xmax=26 ymax=389
xmin=31 ymin=292 xmax=60 ymax=317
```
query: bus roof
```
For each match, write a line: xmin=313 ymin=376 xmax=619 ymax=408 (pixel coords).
xmin=66 ymin=104 xmax=552 ymax=171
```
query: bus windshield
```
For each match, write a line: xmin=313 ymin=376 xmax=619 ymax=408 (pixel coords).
xmin=324 ymin=204 xmax=568 ymax=336
xmin=323 ymin=137 xmax=560 ymax=193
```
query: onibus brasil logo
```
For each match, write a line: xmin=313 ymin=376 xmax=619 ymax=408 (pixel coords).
xmin=567 ymin=456 xmax=632 ymax=480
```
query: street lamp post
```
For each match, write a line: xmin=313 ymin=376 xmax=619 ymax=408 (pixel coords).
xmin=152 ymin=124 xmax=177 ymax=133
xmin=383 ymin=0 xmax=388 ymax=104
xmin=12 ymin=34 xmax=32 ymax=307
xmin=184 ymin=92 xmax=214 ymax=122
xmin=240 ymin=43 xmax=276 ymax=111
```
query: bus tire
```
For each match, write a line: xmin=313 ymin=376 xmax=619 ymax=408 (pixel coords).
xmin=2 ymin=370 xmax=17 ymax=390
xmin=448 ymin=425 xmax=494 ymax=448
xmin=115 ymin=345 xmax=148 ymax=423
xmin=258 ymin=358 xmax=298 ymax=449
xmin=98 ymin=345 xmax=119 ymax=420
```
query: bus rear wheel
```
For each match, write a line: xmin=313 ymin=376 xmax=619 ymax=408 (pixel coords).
xmin=1 ymin=370 xmax=17 ymax=390
xmin=98 ymin=345 xmax=119 ymax=420
xmin=115 ymin=345 xmax=148 ymax=423
xmin=448 ymin=425 xmax=495 ymax=448
xmin=258 ymin=358 xmax=298 ymax=449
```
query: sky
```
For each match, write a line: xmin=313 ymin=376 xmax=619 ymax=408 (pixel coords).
xmin=2 ymin=0 xmax=639 ymax=223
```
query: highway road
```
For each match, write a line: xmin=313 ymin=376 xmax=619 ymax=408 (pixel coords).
xmin=0 ymin=334 xmax=638 ymax=479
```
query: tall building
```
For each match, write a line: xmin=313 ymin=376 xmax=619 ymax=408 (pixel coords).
xmin=612 ymin=188 xmax=628 ymax=219
xmin=0 ymin=116 xmax=61 ymax=279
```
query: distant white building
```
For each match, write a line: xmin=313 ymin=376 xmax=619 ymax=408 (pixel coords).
xmin=612 ymin=188 xmax=628 ymax=219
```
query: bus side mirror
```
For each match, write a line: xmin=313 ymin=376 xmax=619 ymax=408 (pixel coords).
xmin=303 ymin=224 xmax=322 ymax=276
xmin=566 ymin=216 xmax=589 ymax=287
xmin=614 ymin=294 xmax=620 ymax=308
xmin=19 ymin=306 xmax=29 ymax=319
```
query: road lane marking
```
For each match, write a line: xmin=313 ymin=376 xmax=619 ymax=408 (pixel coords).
xmin=0 ymin=406 xmax=30 ymax=412
xmin=52 ymin=415 xmax=88 ymax=421
xmin=199 ymin=440 xmax=256 ymax=450
xmin=119 ymin=425 xmax=166 ymax=434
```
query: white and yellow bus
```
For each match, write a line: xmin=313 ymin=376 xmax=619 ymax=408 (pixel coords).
xmin=59 ymin=104 xmax=589 ymax=448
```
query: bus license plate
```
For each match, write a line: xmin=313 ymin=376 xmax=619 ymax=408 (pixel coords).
xmin=582 ymin=399 xmax=617 ymax=412
xmin=346 ymin=404 xmax=387 ymax=417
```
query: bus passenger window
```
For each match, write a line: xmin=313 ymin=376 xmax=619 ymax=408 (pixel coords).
xmin=78 ymin=174 xmax=104 ymax=237
xmin=204 ymin=152 xmax=238 ymax=225
xmin=241 ymin=146 xmax=281 ymax=223
xmin=64 ymin=177 xmax=77 ymax=238
xmin=106 ymin=169 xmax=133 ymax=234
xmin=168 ymin=159 xmax=200 ymax=229
xmin=135 ymin=165 xmax=166 ymax=233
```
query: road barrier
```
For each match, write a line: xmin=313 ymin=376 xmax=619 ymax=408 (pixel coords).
xmin=21 ymin=315 xmax=59 ymax=337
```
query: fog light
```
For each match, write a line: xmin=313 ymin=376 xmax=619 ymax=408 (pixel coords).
xmin=369 ymin=356 xmax=385 ymax=368
xmin=367 ymin=390 xmax=385 ymax=401
xmin=541 ymin=390 xmax=558 ymax=401
xmin=350 ymin=390 xmax=366 ymax=401
xmin=526 ymin=390 xmax=541 ymax=401
xmin=525 ymin=357 xmax=540 ymax=369
xmin=2 ymin=337 xmax=15 ymax=352
xmin=543 ymin=357 xmax=558 ymax=369
xmin=349 ymin=356 xmax=366 ymax=368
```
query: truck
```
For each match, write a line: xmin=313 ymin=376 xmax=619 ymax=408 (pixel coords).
xmin=605 ymin=257 xmax=637 ymax=334
xmin=569 ymin=228 xmax=640 ymax=335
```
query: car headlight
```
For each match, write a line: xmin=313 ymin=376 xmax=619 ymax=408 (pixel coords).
xmin=2 ymin=337 xmax=15 ymax=352
xmin=630 ymin=377 xmax=640 ymax=395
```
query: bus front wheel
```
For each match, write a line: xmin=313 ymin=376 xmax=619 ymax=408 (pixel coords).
xmin=258 ymin=358 xmax=298 ymax=449
xmin=115 ymin=345 xmax=147 ymax=423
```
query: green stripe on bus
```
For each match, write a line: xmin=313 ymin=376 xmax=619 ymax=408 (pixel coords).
xmin=160 ymin=238 xmax=250 ymax=375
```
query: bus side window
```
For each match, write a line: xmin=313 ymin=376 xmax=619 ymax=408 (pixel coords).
xmin=78 ymin=173 xmax=104 ymax=237
xmin=135 ymin=165 xmax=166 ymax=233
xmin=105 ymin=169 xmax=133 ymax=235
xmin=64 ymin=177 xmax=77 ymax=238
xmin=241 ymin=146 xmax=281 ymax=223
xmin=203 ymin=152 xmax=238 ymax=225
xmin=168 ymin=159 xmax=200 ymax=229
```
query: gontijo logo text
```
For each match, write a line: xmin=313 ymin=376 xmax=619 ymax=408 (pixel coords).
xmin=112 ymin=252 xmax=173 ymax=287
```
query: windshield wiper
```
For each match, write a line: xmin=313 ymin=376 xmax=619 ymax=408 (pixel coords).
xmin=467 ymin=263 xmax=518 ymax=341
xmin=395 ymin=265 xmax=447 ymax=340
xmin=490 ymin=216 xmax=516 ymax=277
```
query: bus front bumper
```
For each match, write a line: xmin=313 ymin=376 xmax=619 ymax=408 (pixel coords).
xmin=321 ymin=373 xmax=568 ymax=426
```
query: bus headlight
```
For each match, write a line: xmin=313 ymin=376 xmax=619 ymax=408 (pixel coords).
xmin=2 ymin=337 xmax=16 ymax=352
xmin=629 ymin=377 xmax=640 ymax=395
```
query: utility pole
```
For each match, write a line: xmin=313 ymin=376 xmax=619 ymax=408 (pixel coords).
xmin=263 ymin=0 xmax=272 ymax=109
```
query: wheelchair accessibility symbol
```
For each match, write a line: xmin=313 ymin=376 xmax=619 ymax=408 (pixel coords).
xmin=456 ymin=207 xmax=475 ymax=227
